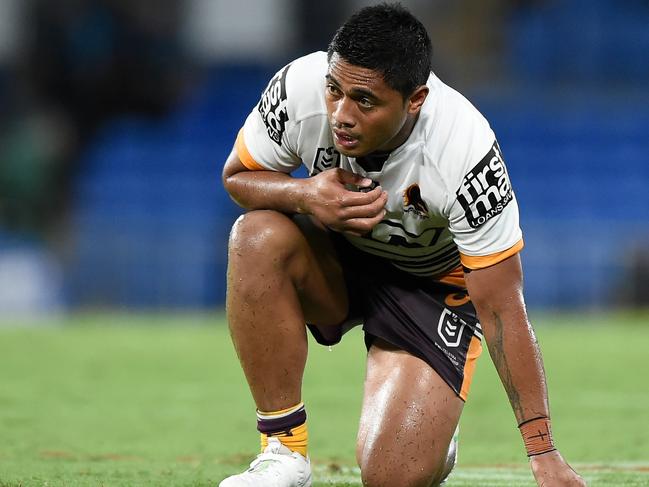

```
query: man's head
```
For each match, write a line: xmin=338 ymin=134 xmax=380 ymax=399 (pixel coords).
xmin=325 ymin=3 xmax=433 ymax=157
xmin=327 ymin=3 xmax=432 ymax=99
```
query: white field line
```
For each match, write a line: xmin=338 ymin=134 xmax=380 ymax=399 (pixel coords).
xmin=312 ymin=463 xmax=649 ymax=485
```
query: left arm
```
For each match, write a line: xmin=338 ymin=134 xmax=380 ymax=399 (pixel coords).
xmin=465 ymin=253 xmax=586 ymax=486
xmin=465 ymin=253 xmax=547 ymax=423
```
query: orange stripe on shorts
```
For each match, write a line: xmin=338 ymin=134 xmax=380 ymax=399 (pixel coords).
xmin=460 ymin=335 xmax=483 ymax=401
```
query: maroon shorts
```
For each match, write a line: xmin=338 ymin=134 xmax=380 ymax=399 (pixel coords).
xmin=307 ymin=235 xmax=483 ymax=401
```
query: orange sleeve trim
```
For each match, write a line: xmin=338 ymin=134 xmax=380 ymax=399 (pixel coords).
xmin=460 ymin=238 xmax=524 ymax=270
xmin=235 ymin=128 xmax=266 ymax=171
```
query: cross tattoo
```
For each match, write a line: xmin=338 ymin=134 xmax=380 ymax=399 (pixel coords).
xmin=530 ymin=426 xmax=549 ymax=441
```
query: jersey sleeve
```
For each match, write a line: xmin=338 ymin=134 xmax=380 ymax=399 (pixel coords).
xmin=236 ymin=63 xmax=302 ymax=173
xmin=448 ymin=139 xmax=524 ymax=270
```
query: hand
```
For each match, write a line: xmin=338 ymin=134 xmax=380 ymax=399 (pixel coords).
xmin=530 ymin=450 xmax=587 ymax=486
xmin=303 ymin=168 xmax=388 ymax=236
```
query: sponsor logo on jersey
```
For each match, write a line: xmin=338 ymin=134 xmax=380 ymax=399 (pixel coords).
xmin=456 ymin=141 xmax=513 ymax=228
xmin=258 ymin=64 xmax=290 ymax=146
xmin=437 ymin=308 xmax=467 ymax=348
xmin=403 ymin=184 xmax=429 ymax=218
xmin=311 ymin=146 xmax=341 ymax=175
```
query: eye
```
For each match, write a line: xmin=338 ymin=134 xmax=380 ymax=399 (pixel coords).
xmin=358 ymin=97 xmax=374 ymax=108
xmin=326 ymin=84 xmax=341 ymax=96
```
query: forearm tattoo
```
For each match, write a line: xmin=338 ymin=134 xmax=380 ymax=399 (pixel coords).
xmin=490 ymin=311 xmax=525 ymax=422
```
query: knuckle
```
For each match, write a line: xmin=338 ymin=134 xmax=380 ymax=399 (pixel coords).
xmin=359 ymin=221 xmax=373 ymax=233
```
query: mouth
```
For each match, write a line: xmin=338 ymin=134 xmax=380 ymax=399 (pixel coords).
xmin=333 ymin=129 xmax=360 ymax=150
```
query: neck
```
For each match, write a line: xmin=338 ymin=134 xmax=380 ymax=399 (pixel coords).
xmin=379 ymin=113 xmax=419 ymax=153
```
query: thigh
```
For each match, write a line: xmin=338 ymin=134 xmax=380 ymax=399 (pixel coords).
xmin=356 ymin=340 xmax=464 ymax=487
xmin=361 ymin=275 xmax=483 ymax=401
xmin=290 ymin=214 xmax=349 ymax=326
xmin=228 ymin=210 xmax=348 ymax=326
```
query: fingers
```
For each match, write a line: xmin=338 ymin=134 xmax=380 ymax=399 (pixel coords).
xmin=339 ymin=190 xmax=388 ymax=219
xmin=321 ymin=168 xmax=383 ymax=205
xmin=338 ymin=185 xmax=385 ymax=207
xmin=334 ymin=168 xmax=372 ymax=188
xmin=336 ymin=186 xmax=387 ymax=235
xmin=315 ymin=168 xmax=382 ymax=206
xmin=312 ymin=169 xmax=388 ymax=235
xmin=342 ymin=210 xmax=387 ymax=237
xmin=530 ymin=451 xmax=587 ymax=487
xmin=323 ymin=192 xmax=386 ymax=236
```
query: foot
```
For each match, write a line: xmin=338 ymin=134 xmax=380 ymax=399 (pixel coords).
xmin=219 ymin=438 xmax=312 ymax=487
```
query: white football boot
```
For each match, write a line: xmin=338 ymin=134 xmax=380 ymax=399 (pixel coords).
xmin=440 ymin=425 xmax=459 ymax=484
xmin=219 ymin=437 xmax=312 ymax=487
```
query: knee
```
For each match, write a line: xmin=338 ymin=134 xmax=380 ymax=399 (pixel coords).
xmin=228 ymin=210 xmax=301 ymax=263
xmin=358 ymin=452 xmax=446 ymax=487
xmin=360 ymin=468 xmax=436 ymax=487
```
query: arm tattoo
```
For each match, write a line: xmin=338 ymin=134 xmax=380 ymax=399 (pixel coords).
xmin=490 ymin=311 xmax=525 ymax=421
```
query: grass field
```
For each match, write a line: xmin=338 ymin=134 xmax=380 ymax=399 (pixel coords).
xmin=1 ymin=312 xmax=648 ymax=486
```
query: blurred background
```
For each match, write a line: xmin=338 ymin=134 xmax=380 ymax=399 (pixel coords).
xmin=0 ymin=0 xmax=647 ymax=316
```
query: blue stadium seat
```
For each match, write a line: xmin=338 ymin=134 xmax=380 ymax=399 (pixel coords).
xmin=68 ymin=60 xmax=649 ymax=309
xmin=508 ymin=2 xmax=649 ymax=84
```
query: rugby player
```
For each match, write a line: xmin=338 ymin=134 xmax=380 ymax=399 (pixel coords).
xmin=219 ymin=3 xmax=586 ymax=486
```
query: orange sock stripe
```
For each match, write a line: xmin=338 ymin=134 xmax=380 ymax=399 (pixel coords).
xmin=261 ymin=422 xmax=308 ymax=457
xmin=257 ymin=401 xmax=304 ymax=418
xmin=261 ymin=432 xmax=267 ymax=451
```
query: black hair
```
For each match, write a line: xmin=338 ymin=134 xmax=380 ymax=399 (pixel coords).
xmin=327 ymin=2 xmax=433 ymax=98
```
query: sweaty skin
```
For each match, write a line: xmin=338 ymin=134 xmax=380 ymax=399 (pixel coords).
xmin=222 ymin=56 xmax=586 ymax=486
xmin=356 ymin=341 xmax=463 ymax=486
xmin=325 ymin=54 xmax=428 ymax=157
xmin=465 ymin=256 xmax=585 ymax=486
xmin=465 ymin=255 xmax=548 ymax=423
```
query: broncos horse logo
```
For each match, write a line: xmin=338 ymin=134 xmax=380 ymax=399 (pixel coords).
xmin=403 ymin=184 xmax=429 ymax=218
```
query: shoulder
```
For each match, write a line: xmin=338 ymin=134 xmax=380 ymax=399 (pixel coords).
xmin=284 ymin=52 xmax=328 ymax=94
xmin=258 ymin=51 xmax=327 ymax=132
xmin=420 ymin=74 xmax=496 ymax=186
xmin=424 ymin=74 xmax=494 ymax=154
xmin=286 ymin=52 xmax=328 ymax=121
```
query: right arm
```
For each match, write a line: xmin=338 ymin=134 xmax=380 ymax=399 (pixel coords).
xmin=222 ymin=147 xmax=388 ymax=236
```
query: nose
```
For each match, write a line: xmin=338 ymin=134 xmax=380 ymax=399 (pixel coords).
xmin=332 ymin=97 xmax=356 ymax=129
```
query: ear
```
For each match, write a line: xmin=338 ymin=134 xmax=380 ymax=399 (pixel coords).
xmin=407 ymin=85 xmax=429 ymax=115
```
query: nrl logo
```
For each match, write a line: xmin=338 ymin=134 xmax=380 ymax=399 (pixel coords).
xmin=438 ymin=308 xmax=467 ymax=348
xmin=311 ymin=146 xmax=340 ymax=175
xmin=403 ymin=184 xmax=429 ymax=218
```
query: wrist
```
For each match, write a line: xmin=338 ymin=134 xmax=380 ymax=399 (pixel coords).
xmin=294 ymin=177 xmax=315 ymax=215
xmin=518 ymin=416 xmax=556 ymax=457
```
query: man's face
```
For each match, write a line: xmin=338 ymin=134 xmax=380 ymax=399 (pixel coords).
xmin=325 ymin=53 xmax=415 ymax=157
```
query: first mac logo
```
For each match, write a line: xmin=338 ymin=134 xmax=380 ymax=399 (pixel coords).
xmin=258 ymin=64 xmax=290 ymax=146
xmin=456 ymin=141 xmax=513 ymax=228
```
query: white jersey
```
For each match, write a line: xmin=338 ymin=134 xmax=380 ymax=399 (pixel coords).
xmin=236 ymin=52 xmax=523 ymax=281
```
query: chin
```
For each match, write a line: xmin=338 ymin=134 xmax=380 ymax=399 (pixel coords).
xmin=335 ymin=144 xmax=369 ymax=158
